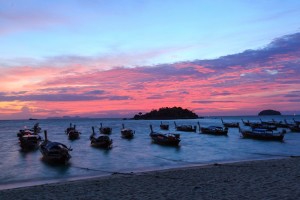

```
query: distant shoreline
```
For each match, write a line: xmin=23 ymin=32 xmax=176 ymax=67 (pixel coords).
xmin=0 ymin=114 xmax=299 ymax=121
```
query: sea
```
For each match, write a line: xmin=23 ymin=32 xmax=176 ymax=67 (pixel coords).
xmin=1 ymin=115 xmax=300 ymax=190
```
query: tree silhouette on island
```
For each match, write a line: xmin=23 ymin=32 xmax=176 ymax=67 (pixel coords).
xmin=132 ymin=107 xmax=199 ymax=120
xmin=258 ymin=109 xmax=281 ymax=116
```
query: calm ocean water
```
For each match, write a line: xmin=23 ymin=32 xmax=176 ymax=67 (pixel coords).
xmin=1 ymin=116 xmax=300 ymax=189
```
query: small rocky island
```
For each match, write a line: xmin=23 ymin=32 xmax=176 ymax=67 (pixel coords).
xmin=133 ymin=107 xmax=199 ymax=120
xmin=258 ymin=109 xmax=281 ymax=116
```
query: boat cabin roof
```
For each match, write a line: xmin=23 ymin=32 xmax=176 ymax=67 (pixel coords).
xmin=45 ymin=142 xmax=68 ymax=150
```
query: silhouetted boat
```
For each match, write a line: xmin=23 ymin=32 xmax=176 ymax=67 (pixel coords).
xmin=121 ymin=124 xmax=134 ymax=139
xmin=65 ymin=123 xmax=81 ymax=140
xmin=198 ymin=122 xmax=228 ymax=136
xmin=250 ymin=123 xmax=277 ymax=131
xmin=284 ymin=119 xmax=295 ymax=127
xmin=160 ymin=121 xmax=169 ymax=130
xmin=90 ymin=127 xmax=113 ymax=148
xmin=150 ymin=125 xmax=180 ymax=146
xmin=239 ymin=127 xmax=286 ymax=141
xmin=241 ymin=119 xmax=260 ymax=127
xmin=286 ymin=121 xmax=300 ymax=132
xmin=260 ymin=119 xmax=276 ymax=126
xmin=293 ymin=118 xmax=300 ymax=126
xmin=65 ymin=123 xmax=74 ymax=134
xmin=31 ymin=123 xmax=41 ymax=133
xmin=29 ymin=118 xmax=38 ymax=120
xmin=19 ymin=134 xmax=41 ymax=150
xmin=289 ymin=125 xmax=300 ymax=132
xmin=17 ymin=123 xmax=41 ymax=137
xmin=174 ymin=122 xmax=196 ymax=132
xmin=39 ymin=130 xmax=72 ymax=164
xmin=272 ymin=119 xmax=289 ymax=128
xmin=99 ymin=123 xmax=112 ymax=134
xmin=221 ymin=118 xmax=239 ymax=128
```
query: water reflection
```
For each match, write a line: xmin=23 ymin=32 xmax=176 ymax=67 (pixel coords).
xmin=40 ymin=157 xmax=71 ymax=174
xmin=1 ymin=116 xmax=300 ymax=187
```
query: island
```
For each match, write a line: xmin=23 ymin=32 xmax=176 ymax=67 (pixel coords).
xmin=258 ymin=109 xmax=281 ymax=116
xmin=132 ymin=107 xmax=199 ymax=120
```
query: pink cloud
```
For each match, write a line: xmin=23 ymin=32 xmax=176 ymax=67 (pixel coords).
xmin=1 ymin=32 xmax=300 ymax=119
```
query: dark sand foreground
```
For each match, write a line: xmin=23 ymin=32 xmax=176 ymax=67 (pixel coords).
xmin=1 ymin=158 xmax=300 ymax=200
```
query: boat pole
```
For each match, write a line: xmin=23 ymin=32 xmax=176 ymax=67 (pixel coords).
xmin=44 ymin=130 xmax=48 ymax=141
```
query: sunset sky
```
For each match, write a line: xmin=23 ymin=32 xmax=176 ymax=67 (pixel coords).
xmin=1 ymin=0 xmax=300 ymax=119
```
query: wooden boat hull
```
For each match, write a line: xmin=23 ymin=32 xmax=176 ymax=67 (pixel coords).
xmin=175 ymin=126 xmax=196 ymax=132
xmin=90 ymin=136 xmax=112 ymax=148
xmin=160 ymin=124 xmax=169 ymax=130
xmin=250 ymin=124 xmax=277 ymax=131
xmin=121 ymin=130 xmax=134 ymax=139
xmin=150 ymin=133 xmax=180 ymax=146
xmin=99 ymin=123 xmax=112 ymax=134
xmin=200 ymin=128 xmax=228 ymax=136
xmin=99 ymin=128 xmax=112 ymax=134
xmin=289 ymin=126 xmax=300 ymax=132
xmin=65 ymin=124 xmax=81 ymax=140
xmin=40 ymin=141 xmax=71 ymax=163
xmin=68 ymin=131 xmax=80 ymax=140
xmin=223 ymin=123 xmax=239 ymax=128
xmin=221 ymin=118 xmax=239 ymax=128
xmin=174 ymin=122 xmax=196 ymax=132
xmin=159 ymin=122 xmax=169 ymax=131
xmin=20 ymin=136 xmax=40 ymax=150
xmin=20 ymin=142 xmax=39 ymax=150
xmin=241 ymin=131 xmax=284 ymax=141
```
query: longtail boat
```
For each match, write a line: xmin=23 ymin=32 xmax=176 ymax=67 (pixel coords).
xmin=150 ymin=125 xmax=180 ymax=146
xmin=40 ymin=130 xmax=72 ymax=164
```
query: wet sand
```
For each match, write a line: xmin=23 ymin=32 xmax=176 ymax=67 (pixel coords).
xmin=1 ymin=157 xmax=300 ymax=200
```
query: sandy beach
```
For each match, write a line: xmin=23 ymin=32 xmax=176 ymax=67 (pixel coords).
xmin=1 ymin=157 xmax=300 ymax=200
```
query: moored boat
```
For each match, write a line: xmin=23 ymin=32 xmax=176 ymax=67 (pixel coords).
xmin=17 ymin=123 xmax=41 ymax=137
xmin=284 ymin=119 xmax=295 ymax=127
xmin=260 ymin=119 xmax=276 ymax=126
xmin=150 ymin=125 xmax=180 ymax=146
xmin=174 ymin=122 xmax=196 ymax=132
xmin=121 ymin=124 xmax=135 ymax=139
xmin=39 ymin=130 xmax=72 ymax=164
xmin=99 ymin=123 xmax=112 ymax=134
xmin=293 ymin=118 xmax=300 ymax=126
xmin=160 ymin=121 xmax=169 ymax=130
xmin=19 ymin=134 xmax=41 ymax=150
xmin=250 ymin=123 xmax=277 ymax=131
xmin=289 ymin=125 xmax=300 ymax=132
xmin=65 ymin=123 xmax=74 ymax=134
xmin=198 ymin=122 xmax=228 ymax=136
xmin=241 ymin=119 xmax=260 ymax=127
xmin=287 ymin=123 xmax=300 ymax=132
xmin=65 ymin=123 xmax=81 ymax=140
xmin=272 ymin=119 xmax=289 ymax=128
xmin=90 ymin=127 xmax=113 ymax=148
xmin=221 ymin=118 xmax=239 ymax=128
xmin=239 ymin=127 xmax=286 ymax=141
xmin=283 ymin=119 xmax=300 ymax=132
